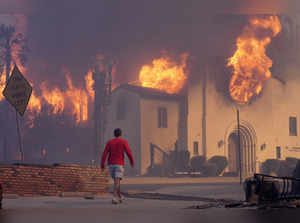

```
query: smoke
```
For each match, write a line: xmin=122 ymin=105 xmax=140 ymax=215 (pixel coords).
xmin=1 ymin=0 xmax=297 ymax=88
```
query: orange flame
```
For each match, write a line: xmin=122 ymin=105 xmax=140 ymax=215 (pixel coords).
xmin=40 ymin=83 xmax=64 ymax=114
xmin=0 ymin=72 xmax=5 ymax=101
xmin=28 ymin=92 xmax=42 ymax=113
xmin=65 ymin=73 xmax=89 ymax=123
xmin=85 ymin=70 xmax=95 ymax=101
xmin=139 ymin=53 xmax=188 ymax=94
xmin=227 ymin=15 xmax=282 ymax=104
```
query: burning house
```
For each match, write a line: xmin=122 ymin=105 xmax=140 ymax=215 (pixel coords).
xmin=186 ymin=13 xmax=300 ymax=176
xmin=104 ymin=54 xmax=188 ymax=175
xmin=105 ymin=7 xmax=300 ymax=176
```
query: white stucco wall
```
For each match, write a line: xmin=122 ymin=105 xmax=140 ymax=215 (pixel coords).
xmin=104 ymin=89 xmax=141 ymax=174
xmin=140 ymin=98 xmax=179 ymax=175
xmin=188 ymin=72 xmax=300 ymax=174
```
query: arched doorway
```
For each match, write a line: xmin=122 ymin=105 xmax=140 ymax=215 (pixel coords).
xmin=228 ymin=133 xmax=240 ymax=173
xmin=226 ymin=122 xmax=257 ymax=177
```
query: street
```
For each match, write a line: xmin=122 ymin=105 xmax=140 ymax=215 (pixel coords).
xmin=0 ymin=177 xmax=299 ymax=223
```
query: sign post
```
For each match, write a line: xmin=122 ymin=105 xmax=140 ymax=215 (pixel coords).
xmin=2 ymin=65 xmax=32 ymax=161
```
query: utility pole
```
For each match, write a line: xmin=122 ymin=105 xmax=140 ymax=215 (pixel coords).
xmin=237 ymin=109 xmax=242 ymax=185
xmin=201 ymin=64 xmax=207 ymax=158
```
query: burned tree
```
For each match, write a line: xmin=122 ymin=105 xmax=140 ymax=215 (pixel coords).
xmin=0 ymin=24 xmax=28 ymax=84
xmin=0 ymin=24 xmax=29 ymax=162
xmin=92 ymin=58 xmax=115 ymax=163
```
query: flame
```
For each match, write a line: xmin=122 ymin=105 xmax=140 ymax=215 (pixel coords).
xmin=65 ymin=73 xmax=89 ymax=123
xmin=0 ymin=72 xmax=5 ymax=101
xmin=139 ymin=53 xmax=188 ymax=94
xmin=85 ymin=70 xmax=95 ymax=100
xmin=227 ymin=15 xmax=282 ymax=104
xmin=0 ymin=66 xmax=93 ymax=124
xmin=28 ymin=92 xmax=42 ymax=113
xmin=40 ymin=83 xmax=64 ymax=114
xmin=0 ymin=15 xmax=96 ymax=125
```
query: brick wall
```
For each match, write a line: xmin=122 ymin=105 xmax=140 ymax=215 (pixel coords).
xmin=0 ymin=164 xmax=109 ymax=196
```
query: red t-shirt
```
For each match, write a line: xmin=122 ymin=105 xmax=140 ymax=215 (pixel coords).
xmin=101 ymin=137 xmax=134 ymax=168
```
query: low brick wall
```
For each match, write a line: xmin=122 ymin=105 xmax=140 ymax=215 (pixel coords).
xmin=0 ymin=164 xmax=109 ymax=196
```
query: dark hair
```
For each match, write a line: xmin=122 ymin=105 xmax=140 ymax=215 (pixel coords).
xmin=114 ymin=128 xmax=122 ymax=137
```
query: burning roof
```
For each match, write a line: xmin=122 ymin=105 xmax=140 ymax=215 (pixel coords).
xmin=227 ymin=15 xmax=282 ymax=104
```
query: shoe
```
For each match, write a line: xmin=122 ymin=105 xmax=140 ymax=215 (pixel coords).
xmin=112 ymin=198 xmax=119 ymax=204
xmin=119 ymin=195 xmax=125 ymax=203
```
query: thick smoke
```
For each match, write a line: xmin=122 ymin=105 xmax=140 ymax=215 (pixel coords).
xmin=1 ymin=0 xmax=297 ymax=88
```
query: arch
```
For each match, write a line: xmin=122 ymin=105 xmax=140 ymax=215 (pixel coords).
xmin=224 ymin=120 xmax=257 ymax=176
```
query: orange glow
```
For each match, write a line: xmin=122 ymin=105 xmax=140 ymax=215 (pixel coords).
xmin=227 ymin=15 xmax=282 ymax=104
xmin=0 ymin=72 xmax=5 ymax=101
xmin=65 ymin=73 xmax=89 ymax=123
xmin=40 ymin=83 xmax=64 ymax=114
xmin=85 ymin=70 xmax=95 ymax=100
xmin=28 ymin=92 xmax=42 ymax=113
xmin=139 ymin=53 xmax=188 ymax=94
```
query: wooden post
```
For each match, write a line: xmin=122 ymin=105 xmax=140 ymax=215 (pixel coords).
xmin=15 ymin=110 xmax=24 ymax=161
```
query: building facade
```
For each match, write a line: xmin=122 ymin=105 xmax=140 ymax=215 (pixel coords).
xmin=188 ymin=67 xmax=300 ymax=176
xmin=104 ymin=84 xmax=186 ymax=175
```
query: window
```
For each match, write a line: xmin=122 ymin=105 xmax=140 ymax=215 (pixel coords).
xmin=289 ymin=117 xmax=297 ymax=136
xmin=276 ymin=146 xmax=281 ymax=159
xmin=116 ymin=97 xmax=126 ymax=120
xmin=158 ymin=107 xmax=168 ymax=128
xmin=193 ymin=141 xmax=199 ymax=155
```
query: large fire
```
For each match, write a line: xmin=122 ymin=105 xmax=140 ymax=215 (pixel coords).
xmin=227 ymin=15 xmax=282 ymax=104
xmin=0 ymin=67 xmax=95 ymax=124
xmin=138 ymin=53 xmax=188 ymax=94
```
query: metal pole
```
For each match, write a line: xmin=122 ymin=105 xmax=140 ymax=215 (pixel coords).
xmin=15 ymin=111 xmax=24 ymax=161
xmin=237 ymin=109 xmax=242 ymax=184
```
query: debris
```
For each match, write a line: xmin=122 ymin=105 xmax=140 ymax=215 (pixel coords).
xmin=185 ymin=203 xmax=219 ymax=210
xmin=84 ymin=196 xmax=95 ymax=200
xmin=225 ymin=202 xmax=244 ymax=208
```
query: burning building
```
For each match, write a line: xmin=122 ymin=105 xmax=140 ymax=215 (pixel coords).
xmin=187 ymin=12 xmax=299 ymax=176
xmin=105 ymin=54 xmax=188 ymax=175
xmin=105 ymin=9 xmax=300 ymax=176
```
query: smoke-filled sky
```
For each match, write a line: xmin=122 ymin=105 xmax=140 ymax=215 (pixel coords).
xmin=0 ymin=0 xmax=298 ymax=88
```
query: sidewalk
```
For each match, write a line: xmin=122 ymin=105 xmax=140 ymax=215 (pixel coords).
xmin=110 ymin=176 xmax=241 ymax=185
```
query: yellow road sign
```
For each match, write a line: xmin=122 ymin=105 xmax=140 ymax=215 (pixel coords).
xmin=2 ymin=65 xmax=32 ymax=116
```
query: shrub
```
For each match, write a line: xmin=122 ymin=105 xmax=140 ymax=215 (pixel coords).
xmin=293 ymin=160 xmax=300 ymax=178
xmin=260 ymin=159 xmax=281 ymax=175
xmin=286 ymin=157 xmax=299 ymax=167
xmin=278 ymin=160 xmax=296 ymax=177
xmin=208 ymin=156 xmax=228 ymax=175
xmin=201 ymin=163 xmax=218 ymax=177
xmin=190 ymin=156 xmax=206 ymax=171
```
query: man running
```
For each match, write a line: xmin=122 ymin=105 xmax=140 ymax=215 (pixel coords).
xmin=101 ymin=128 xmax=134 ymax=204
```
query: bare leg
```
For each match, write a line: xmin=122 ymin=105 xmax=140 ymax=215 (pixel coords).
xmin=113 ymin=178 xmax=119 ymax=199
xmin=117 ymin=178 xmax=121 ymax=198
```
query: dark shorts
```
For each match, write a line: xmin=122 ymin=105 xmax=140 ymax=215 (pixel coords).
xmin=109 ymin=165 xmax=124 ymax=179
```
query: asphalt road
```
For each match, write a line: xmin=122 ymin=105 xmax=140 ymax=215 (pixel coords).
xmin=0 ymin=178 xmax=299 ymax=223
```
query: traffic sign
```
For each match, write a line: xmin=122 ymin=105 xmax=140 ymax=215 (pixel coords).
xmin=2 ymin=65 xmax=32 ymax=116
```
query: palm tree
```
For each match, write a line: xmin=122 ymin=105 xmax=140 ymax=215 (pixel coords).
xmin=0 ymin=24 xmax=29 ymax=162
xmin=0 ymin=24 xmax=29 ymax=84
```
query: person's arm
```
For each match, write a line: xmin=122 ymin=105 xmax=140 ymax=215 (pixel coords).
xmin=124 ymin=141 xmax=134 ymax=167
xmin=101 ymin=142 xmax=110 ymax=169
